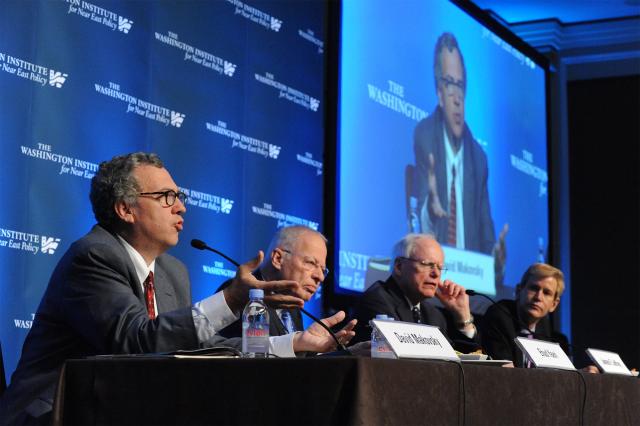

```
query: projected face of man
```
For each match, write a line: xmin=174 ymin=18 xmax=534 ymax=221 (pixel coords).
xmin=437 ymin=47 xmax=466 ymax=143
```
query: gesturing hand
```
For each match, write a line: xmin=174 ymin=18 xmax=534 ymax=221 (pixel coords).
xmin=292 ymin=311 xmax=357 ymax=353
xmin=223 ymin=251 xmax=305 ymax=312
xmin=427 ymin=153 xmax=447 ymax=220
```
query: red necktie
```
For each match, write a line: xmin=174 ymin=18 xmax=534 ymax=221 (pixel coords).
xmin=448 ymin=165 xmax=457 ymax=246
xmin=144 ymin=271 xmax=156 ymax=319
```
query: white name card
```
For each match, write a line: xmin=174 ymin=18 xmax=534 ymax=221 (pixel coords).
xmin=586 ymin=348 xmax=633 ymax=376
xmin=371 ymin=319 xmax=459 ymax=361
xmin=514 ymin=337 xmax=576 ymax=370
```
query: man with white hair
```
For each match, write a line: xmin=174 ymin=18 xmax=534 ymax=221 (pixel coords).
xmin=353 ymin=233 xmax=479 ymax=350
xmin=219 ymin=225 xmax=329 ymax=337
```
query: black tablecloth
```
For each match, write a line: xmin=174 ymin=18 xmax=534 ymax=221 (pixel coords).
xmin=53 ymin=356 xmax=640 ymax=426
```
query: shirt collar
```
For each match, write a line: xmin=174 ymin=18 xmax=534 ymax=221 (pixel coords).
xmin=117 ymin=235 xmax=156 ymax=287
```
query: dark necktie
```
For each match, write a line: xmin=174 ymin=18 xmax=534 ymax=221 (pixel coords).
xmin=281 ymin=310 xmax=295 ymax=334
xmin=144 ymin=271 xmax=156 ymax=320
xmin=448 ymin=165 xmax=457 ymax=246
xmin=522 ymin=329 xmax=534 ymax=368
xmin=412 ymin=306 xmax=422 ymax=324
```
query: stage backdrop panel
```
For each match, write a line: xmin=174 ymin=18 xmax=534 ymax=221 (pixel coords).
xmin=0 ymin=0 xmax=326 ymax=382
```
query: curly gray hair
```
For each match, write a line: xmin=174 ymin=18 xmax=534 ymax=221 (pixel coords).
xmin=89 ymin=152 xmax=164 ymax=228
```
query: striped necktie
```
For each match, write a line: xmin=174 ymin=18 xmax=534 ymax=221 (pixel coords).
xmin=144 ymin=271 xmax=156 ymax=320
xmin=281 ymin=310 xmax=295 ymax=334
xmin=412 ymin=306 xmax=422 ymax=324
xmin=448 ymin=165 xmax=457 ymax=246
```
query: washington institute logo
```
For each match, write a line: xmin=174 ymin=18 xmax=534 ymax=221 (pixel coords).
xmin=118 ymin=17 xmax=134 ymax=33
xmin=41 ymin=236 xmax=61 ymax=254
xmin=251 ymin=203 xmax=319 ymax=231
xmin=0 ymin=227 xmax=62 ymax=256
xmin=171 ymin=111 xmax=186 ymax=128
xmin=180 ymin=187 xmax=235 ymax=215
xmin=95 ymin=82 xmax=186 ymax=128
xmin=268 ymin=144 xmax=281 ymax=159
xmin=155 ymin=31 xmax=237 ymax=78
xmin=0 ymin=52 xmax=69 ymax=89
xmin=270 ymin=17 xmax=282 ymax=32
xmin=227 ymin=0 xmax=283 ymax=33
xmin=206 ymin=120 xmax=282 ymax=161
xmin=49 ymin=70 xmax=68 ymax=88
xmin=64 ymin=0 xmax=135 ymax=34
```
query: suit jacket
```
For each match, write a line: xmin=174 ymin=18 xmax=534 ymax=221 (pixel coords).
xmin=480 ymin=299 xmax=553 ymax=367
xmin=414 ymin=105 xmax=495 ymax=254
xmin=216 ymin=271 xmax=304 ymax=338
xmin=0 ymin=224 xmax=206 ymax=425
xmin=352 ymin=276 xmax=480 ymax=352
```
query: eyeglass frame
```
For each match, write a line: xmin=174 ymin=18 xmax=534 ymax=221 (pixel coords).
xmin=280 ymin=248 xmax=329 ymax=278
xmin=439 ymin=76 xmax=465 ymax=98
xmin=398 ymin=256 xmax=447 ymax=274
xmin=137 ymin=189 xmax=188 ymax=207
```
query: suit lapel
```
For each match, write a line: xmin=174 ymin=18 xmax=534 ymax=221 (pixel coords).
xmin=386 ymin=277 xmax=414 ymax=322
xmin=104 ymin=226 xmax=144 ymax=300
xmin=270 ymin=307 xmax=287 ymax=336
xmin=153 ymin=264 xmax=177 ymax=314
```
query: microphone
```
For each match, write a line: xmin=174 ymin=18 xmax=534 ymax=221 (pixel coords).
xmin=190 ymin=238 xmax=348 ymax=351
xmin=465 ymin=289 xmax=498 ymax=305
xmin=191 ymin=239 xmax=240 ymax=267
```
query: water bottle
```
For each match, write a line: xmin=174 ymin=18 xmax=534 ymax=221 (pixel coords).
xmin=371 ymin=315 xmax=395 ymax=358
xmin=242 ymin=289 xmax=270 ymax=358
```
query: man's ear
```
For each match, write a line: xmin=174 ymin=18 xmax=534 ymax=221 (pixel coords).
xmin=392 ymin=258 xmax=403 ymax=276
xmin=114 ymin=201 xmax=134 ymax=224
xmin=437 ymin=85 xmax=445 ymax=109
xmin=271 ymin=248 xmax=284 ymax=271
xmin=549 ymin=297 xmax=560 ymax=313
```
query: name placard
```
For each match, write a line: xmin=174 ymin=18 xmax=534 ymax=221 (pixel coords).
xmin=514 ymin=337 xmax=575 ymax=370
xmin=586 ymin=348 xmax=633 ymax=376
xmin=371 ymin=319 xmax=459 ymax=361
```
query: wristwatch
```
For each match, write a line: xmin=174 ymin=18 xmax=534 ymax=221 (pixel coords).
xmin=457 ymin=315 xmax=474 ymax=328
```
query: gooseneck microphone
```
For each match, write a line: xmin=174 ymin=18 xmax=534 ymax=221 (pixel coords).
xmin=465 ymin=289 xmax=498 ymax=305
xmin=190 ymin=238 xmax=347 ymax=351
xmin=191 ymin=239 xmax=240 ymax=267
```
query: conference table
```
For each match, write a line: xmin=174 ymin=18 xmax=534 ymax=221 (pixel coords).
xmin=53 ymin=355 xmax=639 ymax=426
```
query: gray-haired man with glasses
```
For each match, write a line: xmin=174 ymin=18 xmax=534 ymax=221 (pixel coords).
xmin=218 ymin=225 xmax=330 ymax=337
xmin=353 ymin=233 xmax=480 ymax=351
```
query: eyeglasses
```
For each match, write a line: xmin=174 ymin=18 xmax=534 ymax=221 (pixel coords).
xmin=138 ymin=190 xmax=188 ymax=207
xmin=281 ymin=249 xmax=329 ymax=278
xmin=439 ymin=76 xmax=465 ymax=98
xmin=399 ymin=257 xmax=447 ymax=274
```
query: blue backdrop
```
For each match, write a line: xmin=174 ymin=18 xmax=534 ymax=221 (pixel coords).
xmin=0 ymin=0 xmax=326 ymax=382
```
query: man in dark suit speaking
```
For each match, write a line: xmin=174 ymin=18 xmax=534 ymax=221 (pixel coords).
xmin=0 ymin=152 xmax=354 ymax=426
xmin=413 ymin=32 xmax=506 ymax=277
